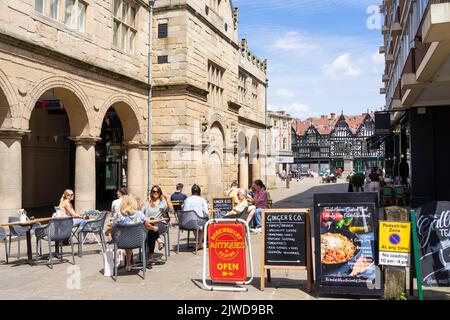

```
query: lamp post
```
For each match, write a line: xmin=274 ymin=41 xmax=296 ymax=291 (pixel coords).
xmin=147 ymin=0 xmax=155 ymax=196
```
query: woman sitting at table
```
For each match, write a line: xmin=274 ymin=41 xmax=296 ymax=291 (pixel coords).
xmin=104 ymin=194 xmax=146 ymax=272
xmin=141 ymin=185 xmax=173 ymax=264
xmin=57 ymin=189 xmax=88 ymax=228
xmin=225 ymin=188 xmax=249 ymax=219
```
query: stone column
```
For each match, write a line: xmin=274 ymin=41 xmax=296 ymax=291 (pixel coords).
xmin=239 ymin=153 xmax=249 ymax=189
xmin=251 ymin=157 xmax=261 ymax=181
xmin=71 ymin=137 xmax=99 ymax=214
xmin=126 ymin=142 xmax=145 ymax=200
xmin=0 ymin=130 xmax=25 ymax=224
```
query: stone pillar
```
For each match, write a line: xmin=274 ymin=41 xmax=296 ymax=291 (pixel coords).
xmin=72 ymin=137 xmax=98 ymax=214
xmin=251 ymin=157 xmax=261 ymax=181
xmin=126 ymin=142 xmax=145 ymax=200
xmin=0 ymin=130 xmax=25 ymax=224
xmin=239 ymin=153 xmax=249 ymax=189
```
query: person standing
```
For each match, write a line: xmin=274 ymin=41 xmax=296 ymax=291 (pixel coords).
xmin=182 ymin=184 xmax=209 ymax=250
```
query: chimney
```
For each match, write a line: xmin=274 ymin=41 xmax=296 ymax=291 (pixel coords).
xmin=330 ymin=113 xmax=336 ymax=120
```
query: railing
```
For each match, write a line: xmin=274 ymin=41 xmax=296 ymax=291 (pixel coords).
xmin=385 ymin=0 xmax=429 ymax=109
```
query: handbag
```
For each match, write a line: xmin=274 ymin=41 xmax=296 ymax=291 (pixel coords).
xmin=103 ymin=248 xmax=124 ymax=277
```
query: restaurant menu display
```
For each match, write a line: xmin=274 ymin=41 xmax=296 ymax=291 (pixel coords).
xmin=415 ymin=201 xmax=450 ymax=287
xmin=314 ymin=193 xmax=383 ymax=297
xmin=212 ymin=198 xmax=234 ymax=219
xmin=264 ymin=211 xmax=307 ymax=267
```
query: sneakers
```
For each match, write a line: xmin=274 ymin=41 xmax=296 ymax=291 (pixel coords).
xmin=250 ymin=227 xmax=262 ymax=234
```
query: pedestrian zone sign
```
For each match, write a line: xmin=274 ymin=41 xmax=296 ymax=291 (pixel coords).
xmin=379 ymin=221 xmax=411 ymax=267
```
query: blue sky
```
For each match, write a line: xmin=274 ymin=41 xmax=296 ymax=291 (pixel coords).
xmin=235 ymin=0 xmax=385 ymax=119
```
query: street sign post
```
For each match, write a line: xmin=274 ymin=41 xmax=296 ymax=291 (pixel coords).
xmin=379 ymin=221 xmax=411 ymax=267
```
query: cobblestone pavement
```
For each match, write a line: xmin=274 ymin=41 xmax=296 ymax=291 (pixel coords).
xmin=0 ymin=178 xmax=448 ymax=300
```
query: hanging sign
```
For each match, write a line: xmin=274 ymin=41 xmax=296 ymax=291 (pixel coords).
xmin=379 ymin=221 xmax=411 ymax=267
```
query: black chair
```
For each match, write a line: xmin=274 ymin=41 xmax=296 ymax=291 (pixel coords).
xmin=77 ymin=211 xmax=108 ymax=257
xmin=34 ymin=217 xmax=75 ymax=269
xmin=111 ymin=223 xmax=148 ymax=280
xmin=224 ymin=207 xmax=248 ymax=221
xmin=0 ymin=227 xmax=8 ymax=263
xmin=176 ymin=210 xmax=208 ymax=255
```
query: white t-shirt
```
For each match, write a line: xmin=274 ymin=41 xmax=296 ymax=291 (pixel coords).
xmin=182 ymin=195 xmax=209 ymax=219
xmin=111 ymin=198 xmax=122 ymax=218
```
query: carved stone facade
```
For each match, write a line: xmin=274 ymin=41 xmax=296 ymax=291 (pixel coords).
xmin=152 ymin=0 xmax=269 ymax=198
xmin=0 ymin=0 xmax=150 ymax=222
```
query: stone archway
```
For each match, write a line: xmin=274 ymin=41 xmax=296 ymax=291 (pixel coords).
xmin=207 ymin=122 xmax=225 ymax=200
xmin=22 ymin=79 xmax=94 ymax=215
xmin=0 ymin=83 xmax=22 ymax=222
xmin=96 ymin=95 xmax=145 ymax=205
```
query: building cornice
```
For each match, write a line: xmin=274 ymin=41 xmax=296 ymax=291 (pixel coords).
xmin=238 ymin=116 xmax=270 ymax=129
xmin=0 ymin=32 xmax=150 ymax=91
xmin=152 ymin=83 xmax=208 ymax=101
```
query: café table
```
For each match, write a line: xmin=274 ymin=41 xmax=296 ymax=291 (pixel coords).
xmin=0 ymin=217 xmax=53 ymax=266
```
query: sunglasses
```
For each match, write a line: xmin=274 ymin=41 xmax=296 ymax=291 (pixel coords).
xmin=151 ymin=190 xmax=161 ymax=194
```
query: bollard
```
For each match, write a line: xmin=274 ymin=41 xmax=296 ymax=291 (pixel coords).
xmin=286 ymin=175 xmax=290 ymax=189
xmin=383 ymin=206 xmax=408 ymax=300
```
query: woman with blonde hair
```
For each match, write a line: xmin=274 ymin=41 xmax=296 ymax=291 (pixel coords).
xmin=105 ymin=194 xmax=146 ymax=271
xmin=57 ymin=189 xmax=87 ymax=228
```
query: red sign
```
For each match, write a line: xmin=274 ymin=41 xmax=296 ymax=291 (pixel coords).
xmin=208 ymin=222 xmax=247 ymax=282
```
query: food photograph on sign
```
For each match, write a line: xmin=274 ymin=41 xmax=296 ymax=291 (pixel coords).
xmin=319 ymin=204 xmax=377 ymax=287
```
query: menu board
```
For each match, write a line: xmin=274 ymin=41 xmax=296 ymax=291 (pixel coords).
xmin=263 ymin=211 xmax=307 ymax=267
xmin=314 ymin=193 xmax=383 ymax=297
xmin=212 ymin=198 xmax=234 ymax=219
xmin=260 ymin=209 xmax=313 ymax=292
xmin=415 ymin=201 xmax=450 ymax=287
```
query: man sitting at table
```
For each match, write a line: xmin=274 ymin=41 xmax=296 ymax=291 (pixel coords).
xmin=225 ymin=188 xmax=249 ymax=219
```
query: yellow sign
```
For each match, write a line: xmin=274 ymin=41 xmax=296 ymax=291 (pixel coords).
xmin=379 ymin=221 xmax=411 ymax=253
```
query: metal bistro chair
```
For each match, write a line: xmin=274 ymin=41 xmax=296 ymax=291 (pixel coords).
xmin=176 ymin=210 xmax=208 ymax=255
xmin=170 ymin=200 xmax=184 ymax=226
xmin=223 ymin=207 xmax=249 ymax=221
xmin=382 ymin=186 xmax=395 ymax=207
xmin=34 ymin=217 xmax=75 ymax=269
xmin=394 ymin=186 xmax=407 ymax=207
xmin=7 ymin=216 xmax=34 ymax=259
xmin=0 ymin=227 xmax=8 ymax=263
xmin=77 ymin=211 xmax=108 ymax=257
xmin=111 ymin=223 xmax=148 ymax=280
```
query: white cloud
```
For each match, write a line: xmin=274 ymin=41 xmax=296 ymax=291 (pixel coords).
xmin=272 ymin=31 xmax=317 ymax=51
xmin=276 ymin=88 xmax=297 ymax=98
xmin=371 ymin=51 xmax=385 ymax=65
xmin=322 ymin=53 xmax=363 ymax=79
xmin=269 ymin=103 xmax=316 ymax=120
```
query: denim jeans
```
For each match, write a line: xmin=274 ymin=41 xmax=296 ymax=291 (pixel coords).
xmin=251 ymin=208 xmax=262 ymax=228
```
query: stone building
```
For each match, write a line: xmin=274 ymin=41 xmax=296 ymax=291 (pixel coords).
xmin=151 ymin=0 xmax=269 ymax=199
xmin=268 ymin=111 xmax=293 ymax=176
xmin=0 ymin=0 xmax=269 ymax=222
xmin=0 ymin=0 xmax=151 ymax=222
